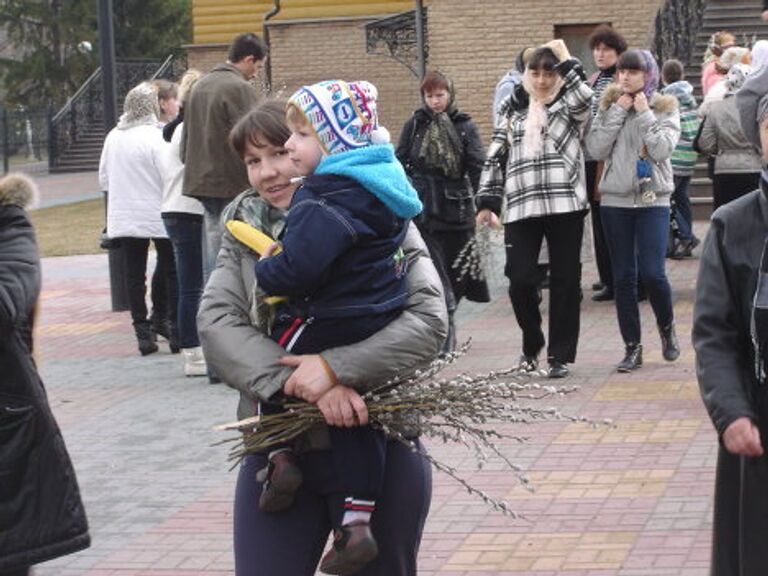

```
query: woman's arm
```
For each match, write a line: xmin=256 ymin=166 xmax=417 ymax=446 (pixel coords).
xmin=0 ymin=211 xmax=39 ymax=333
xmin=639 ymin=108 xmax=681 ymax=163
xmin=197 ymin=232 xmax=294 ymax=402
xmin=475 ymin=127 xmax=509 ymax=215
xmin=557 ymin=60 xmax=594 ymax=126
xmin=462 ymin=119 xmax=486 ymax=192
xmin=395 ymin=115 xmax=416 ymax=171
xmin=696 ymin=113 xmax=718 ymax=156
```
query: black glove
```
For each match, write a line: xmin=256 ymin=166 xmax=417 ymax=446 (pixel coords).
xmin=556 ymin=58 xmax=586 ymax=82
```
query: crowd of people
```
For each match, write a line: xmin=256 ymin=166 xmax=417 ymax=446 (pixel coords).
xmin=7 ymin=11 xmax=768 ymax=575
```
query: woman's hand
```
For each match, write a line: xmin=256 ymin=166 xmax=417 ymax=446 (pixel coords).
xmin=476 ymin=209 xmax=501 ymax=229
xmin=723 ymin=417 xmax=764 ymax=457
xmin=617 ymin=94 xmax=635 ymax=111
xmin=633 ymin=92 xmax=650 ymax=113
xmin=280 ymin=355 xmax=337 ymax=403
xmin=262 ymin=241 xmax=281 ymax=258
xmin=316 ymin=385 xmax=369 ymax=427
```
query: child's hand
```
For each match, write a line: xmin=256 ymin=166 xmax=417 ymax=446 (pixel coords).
xmin=476 ymin=209 xmax=501 ymax=229
xmin=617 ymin=94 xmax=635 ymax=111
xmin=263 ymin=241 xmax=281 ymax=258
xmin=633 ymin=92 xmax=650 ymax=113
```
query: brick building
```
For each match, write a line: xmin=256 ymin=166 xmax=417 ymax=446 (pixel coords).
xmin=187 ymin=0 xmax=665 ymax=141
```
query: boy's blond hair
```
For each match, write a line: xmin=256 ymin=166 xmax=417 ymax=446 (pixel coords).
xmin=285 ymin=103 xmax=309 ymax=129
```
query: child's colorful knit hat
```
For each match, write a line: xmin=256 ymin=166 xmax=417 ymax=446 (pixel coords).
xmin=288 ymin=80 xmax=390 ymax=155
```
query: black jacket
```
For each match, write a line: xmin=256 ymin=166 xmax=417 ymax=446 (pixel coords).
xmin=693 ymin=185 xmax=768 ymax=576
xmin=0 ymin=178 xmax=90 ymax=570
xmin=396 ymin=108 xmax=485 ymax=231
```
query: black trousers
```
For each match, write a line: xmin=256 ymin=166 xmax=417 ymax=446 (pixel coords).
xmin=712 ymin=172 xmax=761 ymax=211
xmin=585 ymin=160 xmax=613 ymax=289
xmin=120 ymin=237 xmax=177 ymax=326
xmin=504 ymin=210 xmax=586 ymax=363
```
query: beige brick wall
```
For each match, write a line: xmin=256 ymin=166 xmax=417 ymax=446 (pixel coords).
xmin=185 ymin=1 xmax=666 ymax=143
xmin=427 ymin=0 xmax=666 ymax=140
xmin=267 ymin=18 xmax=422 ymax=143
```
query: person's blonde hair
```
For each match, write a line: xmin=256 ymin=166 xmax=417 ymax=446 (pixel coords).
xmin=285 ymin=103 xmax=310 ymax=129
xmin=178 ymin=69 xmax=203 ymax=105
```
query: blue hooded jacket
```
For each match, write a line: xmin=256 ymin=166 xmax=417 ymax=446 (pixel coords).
xmin=254 ymin=145 xmax=420 ymax=321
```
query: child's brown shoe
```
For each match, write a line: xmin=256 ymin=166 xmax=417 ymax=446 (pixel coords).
xmin=258 ymin=450 xmax=303 ymax=512
xmin=319 ymin=521 xmax=379 ymax=575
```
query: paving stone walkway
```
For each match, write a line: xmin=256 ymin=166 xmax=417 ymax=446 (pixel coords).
xmin=33 ymin=222 xmax=715 ymax=576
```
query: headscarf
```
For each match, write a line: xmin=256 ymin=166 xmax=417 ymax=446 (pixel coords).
xmin=418 ymin=77 xmax=463 ymax=180
xmin=521 ymin=67 xmax=565 ymax=158
xmin=634 ymin=50 xmax=660 ymax=100
xmin=752 ymin=40 xmax=768 ymax=71
xmin=726 ymin=63 xmax=753 ymax=94
xmin=117 ymin=82 xmax=160 ymax=130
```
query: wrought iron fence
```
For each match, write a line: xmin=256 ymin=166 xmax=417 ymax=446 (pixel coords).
xmin=1 ymin=107 xmax=52 ymax=175
xmin=49 ymin=56 xmax=185 ymax=171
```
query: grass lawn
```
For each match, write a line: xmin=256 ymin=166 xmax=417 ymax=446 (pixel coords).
xmin=30 ymin=198 xmax=105 ymax=257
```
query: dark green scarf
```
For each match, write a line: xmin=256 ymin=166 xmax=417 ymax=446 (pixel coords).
xmin=418 ymin=98 xmax=463 ymax=180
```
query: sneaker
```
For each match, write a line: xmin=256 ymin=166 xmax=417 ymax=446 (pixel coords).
xmin=516 ymin=354 xmax=539 ymax=373
xmin=258 ymin=450 xmax=303 ymax=512
xmin=547 ymin=360 xmax=569 ymax=379
xmin=182 ymin=347 xmax=208 ymax=377
xmin=670 ymin=237 xmax=701 ymax=260
xmin=319 ymin=521 xmax=379 ymax=575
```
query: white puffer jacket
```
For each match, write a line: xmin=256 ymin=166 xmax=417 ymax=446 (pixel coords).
xmin=100 ymin=122 xmax=168 ymax=239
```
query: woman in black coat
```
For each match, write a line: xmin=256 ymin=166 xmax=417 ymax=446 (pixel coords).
xmin=0 ymin=174 xmax=90 ymax=574
xmin=396 ymin=71 xmax=489 ymax=352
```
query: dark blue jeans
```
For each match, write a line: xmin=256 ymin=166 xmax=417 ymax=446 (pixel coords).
xmin=671 ymin=175 xmax=693 ymax=241
xmin=234 ymin=440 xmax=432 ymax=576
xmin=200 ymin=197 xmax=232 ymax=283
xmin=600 ymin=206 xmax=674 ymax=345
xmin=162 ymin=214 xmax=204 ymax=349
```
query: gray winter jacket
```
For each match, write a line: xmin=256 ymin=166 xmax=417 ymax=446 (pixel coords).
xmin=586 ymin=84 xmax=681 ymax=208
xmin=698 ymin=95 xmax=763 ymax=175
xmin=197 ymin=195 xmax=447 ymax=451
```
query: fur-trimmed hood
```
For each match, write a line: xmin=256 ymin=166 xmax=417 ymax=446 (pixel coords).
xmin=0 ymin=173 xmax=39 ymax=209
xmin=598 ymin=83 xmax=678 ymax=114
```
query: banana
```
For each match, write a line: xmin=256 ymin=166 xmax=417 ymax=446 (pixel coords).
xmin=225 ymin=220 xmax=282 ymax=256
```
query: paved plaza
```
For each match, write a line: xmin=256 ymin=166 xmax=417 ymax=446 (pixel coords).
xmin=30 ymin=180 xmax=714 ymax=576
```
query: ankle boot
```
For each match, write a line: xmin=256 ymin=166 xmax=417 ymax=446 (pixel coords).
xmin=440 ymin=312 xmax=457 ymax=356
xmin=658 ymin=322 xmax=680 ymax=361
xmin=617 ymin=343 xmax=642 ymax=373
xmin=134 ymin=321 xmax=159 ymax=356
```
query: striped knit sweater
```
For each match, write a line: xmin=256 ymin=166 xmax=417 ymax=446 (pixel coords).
xmin=661 ymin=81 xmax=700 ymax=177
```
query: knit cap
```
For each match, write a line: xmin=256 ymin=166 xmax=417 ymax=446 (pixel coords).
xmin=288 ymin=80 xmax=391 ymax=155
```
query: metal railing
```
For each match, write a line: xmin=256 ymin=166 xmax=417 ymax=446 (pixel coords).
xmin=48 ymin=56 xmax=185 ymax=170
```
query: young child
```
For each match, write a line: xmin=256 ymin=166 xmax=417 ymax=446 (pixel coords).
xmin=661 ymin=59 xmax=700 ymax=259
xmin=253 ymin=80 xmax=422 ymax=574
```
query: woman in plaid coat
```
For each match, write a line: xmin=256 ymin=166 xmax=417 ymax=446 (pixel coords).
xmin=476 ymin=41 xmax=593 ymax=379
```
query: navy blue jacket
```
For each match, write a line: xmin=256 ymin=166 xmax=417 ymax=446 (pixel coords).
xmin=255 ymin=174 xmax=409 ymax=320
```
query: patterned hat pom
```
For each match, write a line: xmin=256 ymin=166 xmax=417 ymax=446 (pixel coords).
xmin=370 ymin=126 xmax=390 ymax=145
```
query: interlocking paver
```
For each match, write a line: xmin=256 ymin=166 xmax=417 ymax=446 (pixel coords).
xmin=30 ymin=220 xmax=716 ymax=575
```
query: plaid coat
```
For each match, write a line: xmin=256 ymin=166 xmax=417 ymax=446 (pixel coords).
xmin=476 ymin=63 xmax=593 ymax=223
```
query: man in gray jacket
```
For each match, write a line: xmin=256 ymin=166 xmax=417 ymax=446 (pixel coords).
xmin=181 ymin=32 xmax=267 ymax=279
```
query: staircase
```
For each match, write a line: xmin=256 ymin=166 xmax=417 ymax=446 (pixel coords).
xmin=685 ymin=0 xmax=765 ymax=219
xmin=50 ymin=56 xmax=181 ymax=174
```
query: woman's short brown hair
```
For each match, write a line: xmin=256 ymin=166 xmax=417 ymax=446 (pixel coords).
xmin=230 ymin=99 xmax=291 ymax=158
xmin=588 ymin=24 xmax=628 ymax=55
xmin=420 ymin=71 xmax=450 ymax=94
